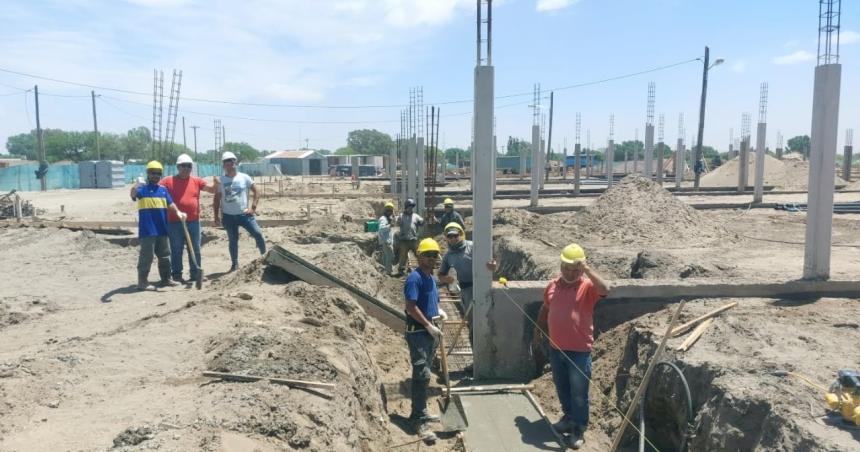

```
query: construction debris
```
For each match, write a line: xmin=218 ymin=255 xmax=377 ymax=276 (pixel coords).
xmin=668 ymin=301 xmax=737 ymax=337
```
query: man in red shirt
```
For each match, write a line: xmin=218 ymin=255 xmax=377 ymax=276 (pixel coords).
xmin=534 ymin=243 xmax=610 ymax=449
xmin=161 ymin=154 xmax=218 ymax=283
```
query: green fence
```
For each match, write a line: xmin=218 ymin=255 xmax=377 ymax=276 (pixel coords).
xmin=0 ymin=163 xmax=224 ymax=192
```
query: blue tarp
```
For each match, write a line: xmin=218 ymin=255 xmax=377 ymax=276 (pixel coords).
xmin=1 ymin=163 xmax=224 ymax=192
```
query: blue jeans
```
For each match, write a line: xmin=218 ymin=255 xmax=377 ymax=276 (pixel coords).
xmin=549 ymin=348 xmax=592 ymax=430
xmin=167 ymin=221 xmax=201 ymax=280
xmin=222 ymin=213 xmax=267 ymax=266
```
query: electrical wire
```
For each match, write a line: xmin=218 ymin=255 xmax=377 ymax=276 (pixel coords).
xmin=494 ymin=286 xmax=663 ymax=452
xmin=0 ymin=57 xmax=698 ymax=110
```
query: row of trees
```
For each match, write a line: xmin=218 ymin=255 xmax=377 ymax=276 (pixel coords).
xmin=4 ymin=127 xmax=263 ymax=164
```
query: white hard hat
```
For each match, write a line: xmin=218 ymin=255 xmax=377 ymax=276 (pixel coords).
xmin=222 ymin=151 xmax=237 ymax=161
xmin=176 ymin=153 xmax=193 ymax=165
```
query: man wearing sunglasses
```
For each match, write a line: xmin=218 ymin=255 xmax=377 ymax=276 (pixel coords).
xmin=161 ymin=154 xmax=218 ymax=284
xmin=213 ymin=151 xmax=266 ymax=272
xmin=130 ymin=161 xmax=187 ymax=290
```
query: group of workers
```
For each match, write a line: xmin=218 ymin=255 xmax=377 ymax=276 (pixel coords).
xmin=383 ymin=197 xmax=609 ymax=448
xmin=132 ymin=151 xmax=267 ymax=290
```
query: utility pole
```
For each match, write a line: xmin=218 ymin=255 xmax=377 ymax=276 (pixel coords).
xmin=190 ymin=125 xmax=199 ymax=156
xmin=35 ymin=85 xmax=46 ymax=191
xmin=545 ymin=91 xmax=554 ymax=182
xmin=694 ymin=46 xmax=711 ymax=188
xmin=91 ymin=90 xmax=100 ymax=160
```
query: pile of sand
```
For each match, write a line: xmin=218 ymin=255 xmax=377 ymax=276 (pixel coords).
xmin=571 ymin=175 xmax=728 ymax=246
xmin=701 ymin=154 xmax=846 ymax=189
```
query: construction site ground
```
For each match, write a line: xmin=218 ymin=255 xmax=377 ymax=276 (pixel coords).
xmin=1 ymin=174 xmax=859 ymax=451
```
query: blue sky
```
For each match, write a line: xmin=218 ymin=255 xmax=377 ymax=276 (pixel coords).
xmin=0 ymin=0 xmax=857 ymax=155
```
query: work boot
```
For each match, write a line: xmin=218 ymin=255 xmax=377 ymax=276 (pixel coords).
xmin=137 ymin=275 xmax=149 ymax=291
xmin=552 ymin=416 xmax=575 ymax=433
xmin=567 ymin=430 xmax=585 ymax=450
xmin=229 ymin=263 xmax=239 ymax=273
xmin=417 ymin=421 xmax=438 ymax=444
xmin=158 ymin=279 xmax=179 ymax=288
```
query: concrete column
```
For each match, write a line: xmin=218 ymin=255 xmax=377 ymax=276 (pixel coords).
xmin=492 ymin=135 xmax=497 ymax=196
xmin=417 ymin=137 xmax=425 ymax=214
xmin=562 ymin=147 xmax=568 ymax=180
xmin=804 ymin=63 xmax=842 ymax=280
xmin=389 ymin=144 xmax=397 ymax=198
xmin=472 ymin=65 xmax=495 ymax=379
xmin=753 ymin=122 xmax=767 ymax=203
xmin=406 ymin=138 xmax=416 ymax=202
xmin=675 ymin=139 xmax=684 ymax=189
xmin=573 ymin=143 xmax=581 ymax=195
xmin=776 ymin=147 xmax=782 ymax=160
xmin=606 ymin=140 xmax=614 ymax=188
xmin=843 ymin=146 xmax=853 ymax=181
xmin=644 ymin=124 xmax=655 ymax=179
xmin=656 ymin=141 xmax=665 ymax=184
xmin=738 ymin=138 xmax=749 ymax=193
xmin=519 ymin=150 xmax=526 ymax=180
xmin=729 ymin=143 xmax=734 ymax=159
xmin=529 ymin=125 xmax=540 ymax=207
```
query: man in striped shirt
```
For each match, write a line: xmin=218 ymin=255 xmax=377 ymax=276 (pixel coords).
xmin=130 ymin=161 xmax=187 ymax=290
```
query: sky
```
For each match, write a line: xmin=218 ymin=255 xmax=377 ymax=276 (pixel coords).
xmin=0 ymin=0 xmax=857 ymax=156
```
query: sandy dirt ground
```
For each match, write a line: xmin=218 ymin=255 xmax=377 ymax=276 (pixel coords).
xmin=3 ymin=174 xmax=860 ymax=451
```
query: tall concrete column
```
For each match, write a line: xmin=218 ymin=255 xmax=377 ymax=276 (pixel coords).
xmin=753 ymin=122 xmax=767 ymax=203
xmin=675 ymin=139 xmax=684 ymax=189
xmin=389 ymin=143 xmax=397 ymax=198
xmin=492 ymin=135 xmax=497 ymax=196
xmin=406 ymin=138 xmax=417 ymax=202
xmin=643 ymin=125 xmax=655 ymax=179
xmin=656 ymin=141 xmax=665 ymax=184
xmin=529 ymin=125 xmax=540 ymax=207
xmin=738 ymin=138 xmax=749 ymax=193
xmin=519 ymin=150 xmax=526 ymax=180
xmin=843 ymin=145 xmax=853 ymax=181
xmin=606 ymin=140 xmax=614 ymax=188
xmin=573 ymin=143 xmax=581 ymax=195
xmin=729 ymin=143 xmax=734 ymax=159
xmin=562 ymin=146 xmax=568 ymax=180
xmin=776 ymin=147 xmax=782 ymax=159
xmin=804 ymin=63 xmax=841 ymax=280
xmin=472 ymin=65 xmax=495 ymax=378
xmin=417 ymin=137 xmax=425 ymax=214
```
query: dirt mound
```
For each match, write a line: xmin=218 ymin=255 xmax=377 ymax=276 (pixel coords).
xmin=572 ymin=175 xmax=727 ymax=246
xmin=701 ymin=154 xmax=846 ymax=189
xmin=630 ymin=250 xmax=738 ymax=279
xmin=494 ymin=208 xmax=539 ymax=228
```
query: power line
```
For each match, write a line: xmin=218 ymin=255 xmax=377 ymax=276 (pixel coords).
xmin=0 ymin=57 xmax=699 ymax=109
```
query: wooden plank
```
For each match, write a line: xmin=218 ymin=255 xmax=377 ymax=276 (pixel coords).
xmin=668 ymin=301 xmax=737 ymax=338
xmin=202 ymin=371 xmax=335 ymax=390
xmin=675 ymin=317 xmax=714 ymax=352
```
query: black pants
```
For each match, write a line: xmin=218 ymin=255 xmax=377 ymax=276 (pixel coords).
xmin=405 ymin=330 xmax=438 ymax=419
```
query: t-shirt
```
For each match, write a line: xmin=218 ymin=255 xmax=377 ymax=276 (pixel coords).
xmin=397 ymin=213 xmax=424 ymax=241
xmin=440 ymin=240 xmax=473 ymax=285
xmin=543 ymin=276 xmax=603 ymax=352
xmin=404 ymin=268 xmax=439 ymax=328
xmin=439 ymin=210 xmax=465 ymax=230
xmin=378 ymin=215 xmax=393 ymax=245
xmin=161 ymin=175 xmax=207 ymax=222
xmin=133 ymin=184 xmax=173 ymax=238
xmin=218 ymin=172 xmax=254 ymax=216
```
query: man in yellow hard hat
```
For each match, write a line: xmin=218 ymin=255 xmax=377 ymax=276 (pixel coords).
xmin=377 ymin=201 xmax=396 ymax=275
xmin=130 ymin=161 xmax=188 ymax=290
xmin=438 ymin=198 xmax=464 ymax=233
xmin=403 ymin=238 xmax=446 ymax=443
xmin=395 ymin=198 xmax=424 ymax=276
xmin=534 ymin=243 xmax=610 ymax=449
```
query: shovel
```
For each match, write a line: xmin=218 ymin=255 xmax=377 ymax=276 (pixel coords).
xmin=436 ymin=323 xmax=468 ymax=432
xmin=180 ymin=217 xmax=203 ymax=289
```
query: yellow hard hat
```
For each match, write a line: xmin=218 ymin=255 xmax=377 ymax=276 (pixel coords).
xmin=443 ymin=198 xmax=454 ymax=206
xmin=384 ymin=201 xmax=395 ymax=210
xmin=146 ymin=161 xmax=164 ymax=172
xmin=416 ymin=238 xmax=441 ymax=255
xmin=560 ymin=243 xmax=586 ymax=264
xmin=499 ymin=277 xmax=508 ymax=286
xmin=444 ymin=222 xmax=464 ymax=236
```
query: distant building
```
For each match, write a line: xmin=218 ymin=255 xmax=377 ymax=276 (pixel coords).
xmin=264 ymin=150 xmax=328 ymax=176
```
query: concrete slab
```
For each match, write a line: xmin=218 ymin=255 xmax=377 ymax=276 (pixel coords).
xmin=461 ymin=392 xmax=561 ymax=452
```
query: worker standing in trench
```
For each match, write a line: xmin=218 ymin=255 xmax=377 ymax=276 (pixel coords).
xmin=377 ymin=201 xmax=396 ymax=276
xmin=437 ymin=198 xmax=465 ymax=233
xmin=130 ymin=161 xmax=187 ymax=290
xmin=394 ymin=198 xmax=423 ymax=276
xmin=533 ymin=243 xmax=610 ymax=449
xmin=403 ymin=238 xmax=447 ymax=443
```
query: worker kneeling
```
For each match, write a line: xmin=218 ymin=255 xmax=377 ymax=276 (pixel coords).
xmin=403 ymin=238 xmax=446 ymax=442
xmin=534 ymin=243 xmax=610 ymax=449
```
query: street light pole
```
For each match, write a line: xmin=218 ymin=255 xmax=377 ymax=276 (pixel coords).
xmin=693 ymin=46 xmax=710 ymax=188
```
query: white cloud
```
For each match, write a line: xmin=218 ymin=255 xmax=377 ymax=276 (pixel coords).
xmin=537 ymin=0 xmax=578 ymax=12
xmin=840 ymin=30 xmax=859 ymax=45
xmin=730 ymin=60 xmax=746 ymax=73
xmin=773 ymin=50 xmax=815 ymax=65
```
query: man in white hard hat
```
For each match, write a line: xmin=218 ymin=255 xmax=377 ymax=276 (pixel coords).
xmin=213 ymin=151 xmax=266 ymax=271
xmin=160 ymin=153 xmax=218 ymax=283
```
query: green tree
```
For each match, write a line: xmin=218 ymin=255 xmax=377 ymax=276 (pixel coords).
xmin=222 ymin=142 xmax=261 ymax=162
xmin=787 ymin=135 xmax=810 ymax=154
xmin=444 ymin=147 xmax=469 ymax=165
xmin=5 ymin=131 xmax=38 ymax=160
xmin=346 ymin=129 xmax=393 ymax=155
xmin=505 ymin=136 xmax=530 ymax=156
xmin=334 ymin=146 xmax=356 ymax=155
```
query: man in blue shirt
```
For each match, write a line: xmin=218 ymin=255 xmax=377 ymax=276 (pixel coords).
xmin=130 ymin=161 xmax=186 ymax=290
xmin=403 ymin=238 xmax=447 ymax=443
